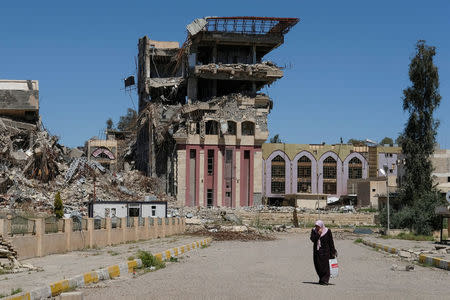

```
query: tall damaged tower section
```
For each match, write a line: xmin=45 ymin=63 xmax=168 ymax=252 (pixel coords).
xmin=136 ymin=16 xmax=298 ymax=207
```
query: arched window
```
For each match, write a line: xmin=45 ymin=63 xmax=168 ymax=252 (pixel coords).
xmin=297 ymin=156 xmax=312 ymax=193
xmin=323 ymin=156 xmax=337 ymax=194
xmin=205 ymin=120 xmax=219 ymax=135
xmin=271 ymin=155 xmax=285 ymax=194
xmin=348 ymin=157 xmax=362 ymax=179
xmin=241 ymin=121 xmax=255 ymax=136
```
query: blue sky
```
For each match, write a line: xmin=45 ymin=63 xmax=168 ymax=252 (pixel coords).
xmin=1 ymin=1 xmax=449 ymax=148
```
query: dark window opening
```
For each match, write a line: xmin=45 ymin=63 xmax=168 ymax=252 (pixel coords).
xmin=226 ymin=121 xmax=237 ymax=135
xmin=348 ymin=157 xmax=362 ymax=179
xmin=323 ymin=182 xmax=337 ymax=194
xmin=205 ymin=120 xmax=219 ymax=135
xmin=297 ymin=156 xmax=312 ymax=193
xmin=323 ymin=157 xmax=337 ymax=179
xmin=225 ymin=149 xmax=233 ymax=163
xmin=207 ymin=189 xmax=213 ymax=207
xmin=271 ymin=155 xmax=285 ymax=194
xmin=128 ymin=206 xmax=140 ymax=217
xmin=207 ymin=149 xmax=214 ymax=175
xmin=151 ymin=205 xmax=156 ymax=217
xmin=242 ymin=121 xmax=255 ymax=136
xmin=297 ymin=156 xmax=311 ymax=193
xmin=244 ymin=150 xmax=250 ymax=159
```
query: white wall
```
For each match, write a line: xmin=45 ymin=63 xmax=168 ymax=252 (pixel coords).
xmin=141 ymin=203 xmax=166 ymax=218
xmin=92 ymin=203 xmax=166 ymax=218
xmin=93 ymin=203 xmax=127 ymax=218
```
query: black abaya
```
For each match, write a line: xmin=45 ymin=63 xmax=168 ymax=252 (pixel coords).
xmin=310 ymin=229 xmax=337 ymax=284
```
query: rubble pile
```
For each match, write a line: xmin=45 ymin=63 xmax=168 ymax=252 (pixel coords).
xmin=0 ymin=117 xmax=174 ymax=215
xmin=190 ymin=228 xmax=276 ymax=242
xmin=0 ymin=235 xmax=38 ymax=272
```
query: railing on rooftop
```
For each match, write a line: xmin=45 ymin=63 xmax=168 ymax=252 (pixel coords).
xmin=204 ymin=17 xmax=299 ymax=35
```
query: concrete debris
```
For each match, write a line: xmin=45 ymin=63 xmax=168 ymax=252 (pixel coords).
xmin=186 ymin=18 xmax=207 ymax=36
xmin=0 ymin=116 xmax=174 ymax=216
xmin=405 ymin=265 xmax=415 ymax=271
xmin=0 ymin=235 xmax=39 ymax=272
xmin=220 ymin=211 xmax=242 ymax=225
xmin=398 ymin=250 xmax=412 ymax=258
xmin=190 ymin=229 xmax=275 ymax=242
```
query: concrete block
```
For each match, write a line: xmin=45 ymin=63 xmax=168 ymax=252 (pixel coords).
xmin=57 ymin=292 xmax=84 ymax=300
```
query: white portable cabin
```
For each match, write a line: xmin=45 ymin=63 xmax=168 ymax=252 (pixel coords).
xmin=88 ymin=200 xmax=167 ymax=218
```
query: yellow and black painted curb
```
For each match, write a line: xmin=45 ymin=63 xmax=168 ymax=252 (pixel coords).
xmin=362 ymin=239 xmax=449 ymax=271
xmin=6 ymin=237 xmax=212 ymax=300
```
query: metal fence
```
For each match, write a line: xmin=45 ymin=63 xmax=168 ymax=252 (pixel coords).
xmin=44 ymin=216 xmax=63 ymax=233
xmin=165 ymin=218 xmax=169 ymax=225
xmin=172 ymin=218 xmax=175 ymax=225
xmin=10 ymin=216 xmax=35 ymax=236
xmin=138 ymin=217 xmax=145 ymax=227
xmin=148 ymin=217 xmax=154 ymax=226
xmin=126 ymin=217 xmax=135 ymax=228
xmin=111 ymin=216 xmax=121 ymax=229
xmin=72 ymin=217 xmax=82 ymax=231
xmin=157 ymin=218 xmax=162 ymax=225
xmin=94 ymin=216 xmax=106 ymax=230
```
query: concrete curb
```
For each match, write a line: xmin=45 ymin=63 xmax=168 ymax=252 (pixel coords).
xmin=7 ymin=237 xmax=212 ymax=300
xmin=361 ymin=239 xmax=449 ymax=271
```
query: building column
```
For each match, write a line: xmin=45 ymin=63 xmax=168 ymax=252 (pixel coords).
xmin=217 ymin=148 xmax=223 ymax=206
xmin=235 ymin=150 xmax=241 ymax=208
xmin=199 ymin=149 xmax=205 ymax=207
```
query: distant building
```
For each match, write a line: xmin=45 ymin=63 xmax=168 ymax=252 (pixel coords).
xmin=262 ymin=143 xmax=402 ymax=207
xmin=431 ymin=146 xmax=450 ymax=195
xmin=86 ymin=138 xmax=118 ymax=172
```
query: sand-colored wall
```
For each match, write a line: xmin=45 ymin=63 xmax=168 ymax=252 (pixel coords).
xmin=1 ymin=217 xmax=185 ymax=260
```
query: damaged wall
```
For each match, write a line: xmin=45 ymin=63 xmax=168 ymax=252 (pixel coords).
xmin=135 ymin=16 xmax=298 ymax=207
xmin=0 ymin=80 xmax=39 ymax=122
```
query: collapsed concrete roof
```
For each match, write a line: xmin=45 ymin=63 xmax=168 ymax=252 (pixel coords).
xmin=0 ymin=80 xmax=39 ymax=122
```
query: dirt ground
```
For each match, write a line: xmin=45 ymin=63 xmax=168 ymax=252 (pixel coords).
xmin=0 ymin=235 xmax=202 ymax=295
xmin=78 ymin=232 xmax=449 ymax=300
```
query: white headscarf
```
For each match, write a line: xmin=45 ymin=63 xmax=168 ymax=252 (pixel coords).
xmin=315 ymin=220 xmax=328 ymax=250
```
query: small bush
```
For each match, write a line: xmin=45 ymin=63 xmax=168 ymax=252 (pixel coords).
xmin=354 ymin=238 xmax=363 ymax=243
xmin=107 ymin=250 xmax=119 ymax=256
xmin=11 ymin=288 xmax=22 ymax=296
xmin=128 ymin=256 xmax=135 ymax=261
xmin=54 ymin=192 xmax=63 ymax=219
xmin=137 ymin=250 xmax=165 ymax=270
xmin=169 ymin=257 xmax=178 ymax=262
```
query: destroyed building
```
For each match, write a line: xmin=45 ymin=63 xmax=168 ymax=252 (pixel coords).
xmin=0 ymin=79 xmax=169 ymax=215
xmin=135 ymin=17 xmax=299 ymax=207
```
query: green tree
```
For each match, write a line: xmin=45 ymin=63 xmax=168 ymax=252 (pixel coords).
xmin=106 ymin=118 xmax=114 ymax=130
xmin=388 ymin=40 xmax=445 ymax=235
xmin=117 ymin=108 xmax=137 ymax=131
xmin=269 ymin=134 xmax=282 ymax=143
xmin=379 ymin=137 xmax=393 ymax=146
xmin=54 ymin=192 xmax=64 ymax=219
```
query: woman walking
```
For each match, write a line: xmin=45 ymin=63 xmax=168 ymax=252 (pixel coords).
xmin=310 ymin=220 xmax=337 ymax=285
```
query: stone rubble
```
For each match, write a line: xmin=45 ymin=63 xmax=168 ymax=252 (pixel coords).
xmin=0 ymin=116 xmax=176 ymax=216
xmin=0 ymin=235 xmax=39 ymax=273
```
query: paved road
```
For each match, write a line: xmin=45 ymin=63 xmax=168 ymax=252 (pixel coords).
xmin=0 ymin=235 xmax=201 ymax=295
xmin=80 ymin=232 xmax=449 ymax=300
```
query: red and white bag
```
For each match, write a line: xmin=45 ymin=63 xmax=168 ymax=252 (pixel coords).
xmin=329 ymin=258 xmax=339 ymax=278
